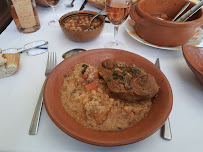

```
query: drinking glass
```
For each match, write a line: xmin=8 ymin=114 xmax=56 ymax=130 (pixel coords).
xmin=45 ymin=0 xmax=60 ymax=26
xmin=105 ymin=0 xmax=131 ymax=48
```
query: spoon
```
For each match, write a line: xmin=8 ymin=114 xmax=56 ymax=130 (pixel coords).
xmin=154 ymin=2 xmax=190 ymax=21
xmin=62 ymin=48 xmax=86 ymax=59
xmin=172 ymin=1 xmax=191 ymax=21
xmin=176 ymin=1 xmax=203 ymax=22
xmin=64 ymin=0 xmax=75 ymax=7
xmin=83 ymin=8 xmax=105 ymax=31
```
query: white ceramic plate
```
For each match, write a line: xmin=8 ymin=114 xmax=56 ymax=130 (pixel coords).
xmin=125 ymin=18 xmax=203 ymax=50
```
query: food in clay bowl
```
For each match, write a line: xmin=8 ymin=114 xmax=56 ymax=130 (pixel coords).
xmin=59 ymin=10 xmax=105 ymax=42
xmin=43 ymin=49 xmax=173 ymax=146
xmin=130 ymin=0 xmax=203 ymax=47
xmin=182 ymin=45 xmax=203 ymax=85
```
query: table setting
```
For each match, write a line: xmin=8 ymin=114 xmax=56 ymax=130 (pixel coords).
xmin=0 ymin=0 xmax=203 ymax=151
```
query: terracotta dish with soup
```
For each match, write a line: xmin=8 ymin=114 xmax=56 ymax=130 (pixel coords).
xmin=59 ymin=10 xmax=105 ymax=42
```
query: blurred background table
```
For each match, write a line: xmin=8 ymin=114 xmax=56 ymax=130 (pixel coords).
xmin=0 ymin=0 xmax=203 ymax=152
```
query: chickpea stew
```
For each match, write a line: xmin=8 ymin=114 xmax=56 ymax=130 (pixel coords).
xmin=62 ymin=14 xmax=103 ymax=31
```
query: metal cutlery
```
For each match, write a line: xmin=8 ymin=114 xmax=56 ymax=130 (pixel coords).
xmin=155 ymin=58 xmax=172 ymax=140
xmin=161 ymin=118 xmax=172 ymax=140
xmin=172 ymin=1 xmax=191 ymax=21
xmin=176 ymin=1 xmax=203 ymax=22
xmin=62 ymin=48 xmax=86 ymax=59
xmin=64 ymin=0 xmax=75 ymax=7
xmin=80 ymin=0 xmax=88 ymax=10
xmin=29 ymin=52 xmax=57 ymax=135
xmin=87 ymin=8 xmax=105 ymax=30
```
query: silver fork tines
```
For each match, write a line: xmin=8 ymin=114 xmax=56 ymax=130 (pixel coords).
xmin=29 ymin=52 xmax=57 ymax=135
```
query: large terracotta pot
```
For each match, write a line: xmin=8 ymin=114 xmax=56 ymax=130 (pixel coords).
xmin=130 ymin=0 xmax=203 ymax=47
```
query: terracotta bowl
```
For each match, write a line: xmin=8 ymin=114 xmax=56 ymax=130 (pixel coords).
xmin=130 ymin=0 xmax=203 ymax=47
xmin=59 ymin=10 xmax=105 ymax=42
xmin=44 ymin=49 xmax=173 ymax=146
xmin=182 ymin=45 xmax=203 ymax=85
xmin=35 ymin=0 xmax=49 ymax=7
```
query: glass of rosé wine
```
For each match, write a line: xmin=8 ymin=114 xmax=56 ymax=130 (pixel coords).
xmin=45 ymin=0 xmax=60 ymax=27
xmin=105 ymin=0 xmax=131 ymax=48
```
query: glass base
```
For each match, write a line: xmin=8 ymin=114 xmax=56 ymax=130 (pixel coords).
xmin=105 ymin=41 xmax=126 ymax=49
xmin=48 ymin=20 xmax=59 ymax=27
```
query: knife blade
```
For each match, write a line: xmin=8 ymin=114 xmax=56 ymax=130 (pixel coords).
xmin=155 ymin=58 xmax=160 ymax=69
xmin=80 ymin=0 xmax=88 ymax=11
xmin=155 ymin=58 xmax=172 ymax=140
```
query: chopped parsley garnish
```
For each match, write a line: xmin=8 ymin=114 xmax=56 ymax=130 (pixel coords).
xmin=117 ymin=127 xmax=122 ymax=130
xmin=129 ymin=65 xmax=133 ymax=69
xmin=130 ymin=87 xmax=133 ymax=90
xmin=120 ymin=66 xmax=125 ymax=69
xmin=113 ymin=77 xmax=118 ymax=80
xmin=123 ymin=71 xmax=126 ymax=76
xmin=107 ymin=77 xmax=111 ymax=82
xmin=134 ymin=67 xmax=139 ymax=71
xmin=82 ymin=64 xmax=88 ymax=68
xmin=113 ymin=70 xmax=118 ymax=76
xmin=82 ymin=64 xmax=89 ymax=75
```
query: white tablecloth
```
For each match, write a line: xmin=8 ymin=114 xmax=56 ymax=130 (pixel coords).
xmin=0 ymin=0 xmax=203 ymax=151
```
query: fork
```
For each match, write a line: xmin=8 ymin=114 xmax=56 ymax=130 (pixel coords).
xmin=29 ymin=52 xmax=57 ymax=135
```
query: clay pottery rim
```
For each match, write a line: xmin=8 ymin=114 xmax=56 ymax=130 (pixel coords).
xmin=88 ymin=0 xmax=137 ymax=10
xmin=131 ymin=2 xmax=203 ymax=28
xmin=182 ymin=45 xmax=203 ymax=84
xmin=59 ymin=10 xmax=105 ymax=33
xmin=88 ymin=0 xmax=105 ymax=10
xmin=43 ymin=48 xmax=173 ymax=146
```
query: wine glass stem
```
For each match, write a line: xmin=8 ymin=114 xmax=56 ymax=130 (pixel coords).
xmin=52 ymin=6 xmax=57 ymax=21
xmin=113 ymin=25 xmax=119 ymax=45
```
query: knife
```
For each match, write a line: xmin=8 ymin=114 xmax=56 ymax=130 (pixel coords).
xmin=155 ymin=58 xmax=172 ymax=140
xmin=80 ymin=0 xmax=88 ymax=11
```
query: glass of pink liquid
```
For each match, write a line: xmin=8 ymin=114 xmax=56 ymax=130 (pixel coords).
xmin=105 ymin=0 xmax=131 ymax=49
xmin=45 ymin=0 xmax=60 ymax=27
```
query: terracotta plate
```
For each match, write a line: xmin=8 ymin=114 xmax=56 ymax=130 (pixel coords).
xmin=182 ymin=45 xmax=203 ymax=85
xmin=44 ymin=48 xmax=173 ymax=146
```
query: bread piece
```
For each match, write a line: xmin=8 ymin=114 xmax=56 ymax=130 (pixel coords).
xmin=0 ymin=54 xmax=20 ymax=79
xmin=0 ymin=55 xmax=7 ymax=66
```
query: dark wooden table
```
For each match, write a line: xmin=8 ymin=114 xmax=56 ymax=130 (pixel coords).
xmin=0 ymin=0 xmax=12 ymax=34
